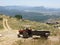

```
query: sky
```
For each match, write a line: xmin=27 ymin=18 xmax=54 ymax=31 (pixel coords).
xmin=0 ymin=0 xmax=60 ymax=8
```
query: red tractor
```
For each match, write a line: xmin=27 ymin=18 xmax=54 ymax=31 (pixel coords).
xmin=17 ymin=28 xmax=50 ymax=39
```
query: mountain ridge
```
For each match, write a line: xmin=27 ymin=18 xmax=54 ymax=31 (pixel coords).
xmin=0 ymin=6 xmax=60 ymax=22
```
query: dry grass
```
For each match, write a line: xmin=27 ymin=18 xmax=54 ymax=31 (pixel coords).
xmin=0 ymin=20 xmax=4 ymax=29
xmin=13 ymin=37 xmax=60 ymax=45
xmin=8 ymin=18 xmax=51 ymax=30
xmin=0 ymin=15 xmax=60 ymax=36
xmin=0 ymin=15 xmax=60 ymax=45
xmin=7 ymin=17 xmax=60 ymax=36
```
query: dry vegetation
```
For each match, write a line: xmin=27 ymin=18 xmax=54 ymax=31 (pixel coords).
xmin=0 ymin=15 xmax=60 ymax=45
xmin=12 ymin=37 xmax=60 ymax=45
xmin=7 ymin=17 xmax=60 ymax=36
xmin=0 ymin=20 xmax=3 ymax=29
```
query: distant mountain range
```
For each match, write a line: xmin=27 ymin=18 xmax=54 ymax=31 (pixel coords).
xmin=0 ymin=6 xmax=60 ymax=22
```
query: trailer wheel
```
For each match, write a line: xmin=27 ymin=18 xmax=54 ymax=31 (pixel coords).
xmin=17 ymin=34 xmax=20 ymax=38
xmin=23 ymin=31 xmax=29 ymax=38
xmin=40 ymin=35 xmax=48 ymax=39
xmin=45 ymin=35 xmax=48 ymax=39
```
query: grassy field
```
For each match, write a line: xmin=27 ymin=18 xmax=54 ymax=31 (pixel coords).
xmin=0 ymin=15 xmax=60 ymax=36
xmin=0 ymin=15 xmax=60 ymax=45
xmin=0 ymin=19 xmax=3 ymax=29
xmin=12 ymin=37 xmax=60 ymax=45
xmin=7 ymin=17 xmax=60 ymax=36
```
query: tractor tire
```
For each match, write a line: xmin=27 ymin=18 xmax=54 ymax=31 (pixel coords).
xmin=17 ymin=34 xmax=20 ymax=38
xmin=40 ymin=35 xmax=48 ymax=39
xmin=23 ymin=31 xmax=29 ymax=38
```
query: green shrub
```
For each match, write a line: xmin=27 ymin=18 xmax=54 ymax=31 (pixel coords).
xmin=15 ymin=15 xmax=22 ymax=20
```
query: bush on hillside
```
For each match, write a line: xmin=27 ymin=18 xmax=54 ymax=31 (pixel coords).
xmin=15 ymin=15 xmax=22 ymax=20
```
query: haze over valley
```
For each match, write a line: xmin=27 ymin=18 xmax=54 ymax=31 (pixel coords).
xmin=0 ymin=6 xmax=60 ymax=22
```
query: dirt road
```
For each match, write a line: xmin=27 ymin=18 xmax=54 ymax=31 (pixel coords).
xmin=3 ymin=18 xmax=12 ymax=30
xmin=0 ymin=18 xmax=19 ymax=45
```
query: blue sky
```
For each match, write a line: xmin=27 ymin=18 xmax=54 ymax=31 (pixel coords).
xmin=0 ymin=0 xmax=60 ymax=8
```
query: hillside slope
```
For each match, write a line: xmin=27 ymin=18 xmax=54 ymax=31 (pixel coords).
xmin=0 ymin=15 xmax=60 ymax=45
xmin=0 ymin=15 xmax=60 ymax=35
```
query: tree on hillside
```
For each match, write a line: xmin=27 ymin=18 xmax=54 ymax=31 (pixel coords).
xmin=15 ymin=15 xmax=22 ymax=19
